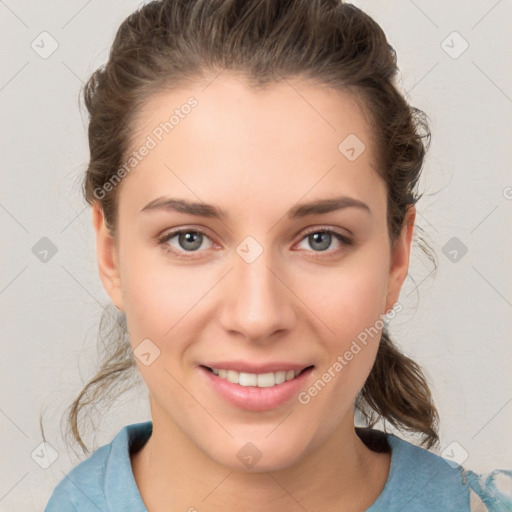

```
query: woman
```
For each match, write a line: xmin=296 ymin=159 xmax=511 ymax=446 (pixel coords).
xmin=44 ymin=0 xmax=512 ymax=510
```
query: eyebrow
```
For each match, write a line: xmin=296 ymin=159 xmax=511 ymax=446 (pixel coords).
xmin=140 ymin=195 xmax=371 ymax=219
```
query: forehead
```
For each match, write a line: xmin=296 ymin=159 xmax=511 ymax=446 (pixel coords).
xmin=131 ymin=73 xmax=375 ymax=154
xmin=118 ymin=73 xmax=384 ymax=221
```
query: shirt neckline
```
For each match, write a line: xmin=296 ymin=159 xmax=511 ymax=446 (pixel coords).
xmin=111 ymin=421 xmax=404 ymax=511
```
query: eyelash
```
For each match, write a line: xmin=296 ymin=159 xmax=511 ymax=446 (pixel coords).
xmin=156 ymin=226 xmax=353 ymax=260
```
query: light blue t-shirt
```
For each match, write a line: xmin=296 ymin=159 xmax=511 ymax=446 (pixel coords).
xmin=45 ymin=421 xmax=512 ymax=511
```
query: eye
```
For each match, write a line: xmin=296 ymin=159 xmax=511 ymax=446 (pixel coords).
xmin=157 ymin=226 xmax=353 ymax=259
xmin=295 ymin=227 xmax=353 ymax=256
xmin=157 ymin=228 xmax=214 ymax=258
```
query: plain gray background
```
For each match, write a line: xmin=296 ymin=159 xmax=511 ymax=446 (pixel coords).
xmin=1 ymin=1 xmax=511 ymax=510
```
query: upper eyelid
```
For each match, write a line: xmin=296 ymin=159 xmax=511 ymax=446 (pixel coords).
xmin=300 ymin=225 xmax=351 ymax=240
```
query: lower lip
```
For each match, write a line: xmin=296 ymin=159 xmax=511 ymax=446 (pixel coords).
xmin=199 ymin=366 xmax=314 ymax=412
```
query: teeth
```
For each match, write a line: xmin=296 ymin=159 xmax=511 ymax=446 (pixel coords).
xmin=210 ymin=368 xmax=303 ymax=387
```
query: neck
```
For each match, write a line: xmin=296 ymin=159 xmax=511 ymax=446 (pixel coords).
xmin=131 ymin=402 xmax=390 ymax=512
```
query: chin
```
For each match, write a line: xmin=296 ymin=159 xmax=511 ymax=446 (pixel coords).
xmin=205 ymin=433 xmax=312 ymax=474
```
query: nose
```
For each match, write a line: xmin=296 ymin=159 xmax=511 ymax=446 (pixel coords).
xmin=219 ymin=243 xmax=296 ymax=344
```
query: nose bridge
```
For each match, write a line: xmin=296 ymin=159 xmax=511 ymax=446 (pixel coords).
xmin=220 ymin=236 xmax=294 ymax=341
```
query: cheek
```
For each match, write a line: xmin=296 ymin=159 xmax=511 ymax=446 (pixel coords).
xmin=119 ymin=241 xmax=190 ymax=342
xmin=314 ymin=259 xmax=389 ymax=341
xmin=119 ymin=242 xmax=224 ymax=371
xmin=297 ymin=279 xmax=387 ymax=427
xmin=304 ymin=257 xmax=389 ymax=394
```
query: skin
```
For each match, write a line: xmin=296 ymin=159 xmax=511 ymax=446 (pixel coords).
xmin=92 ymin=72 xmax=416 ymax=512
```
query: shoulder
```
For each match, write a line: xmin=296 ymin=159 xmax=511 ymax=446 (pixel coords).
xmin=365 ymin=430 xmax=512 ymax=512
xmin=44 ymin=440 xmax=113 ymax=511
xmin=44 ymin=421 xmax=152 ymax=511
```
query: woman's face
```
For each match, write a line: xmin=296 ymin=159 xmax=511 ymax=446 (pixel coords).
xmin=93 ymin=73 xmax=414 ymax=471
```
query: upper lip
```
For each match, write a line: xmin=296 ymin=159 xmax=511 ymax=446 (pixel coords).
xmin=200 ymin=361 xmax=314 ymax=374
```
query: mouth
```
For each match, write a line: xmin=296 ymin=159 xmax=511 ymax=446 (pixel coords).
xmin=200 ymin=365 xmax=315 ymax=388
xmin=199 ymin=364 xmax=315 ymax=411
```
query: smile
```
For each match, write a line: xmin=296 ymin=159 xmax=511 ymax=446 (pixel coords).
xmin=204 ymin=366 xmax=312 ymax=388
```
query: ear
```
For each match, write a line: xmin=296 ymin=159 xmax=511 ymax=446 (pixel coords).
xmin=384 ymin=205 xmax=416 ymax=313
xmin=91 ymin=202 xmax=124 ymax=311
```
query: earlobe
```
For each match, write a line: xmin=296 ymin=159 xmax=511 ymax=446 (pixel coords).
xmin=91 ymin=202 xmax=124 ymax=311
xmin=385 ymin=206 xmax=416 ymax=313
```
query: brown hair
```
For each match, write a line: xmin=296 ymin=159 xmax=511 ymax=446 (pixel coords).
xmin=46 ymin=0 xmax=440 ymax=455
